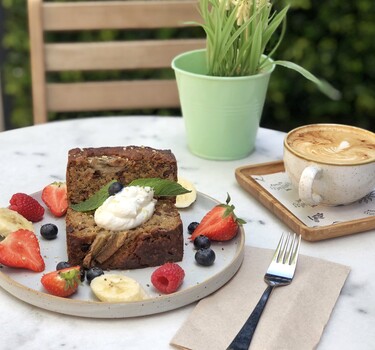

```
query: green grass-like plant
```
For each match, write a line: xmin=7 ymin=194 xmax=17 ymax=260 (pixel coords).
xmin=197 ymin=0 xmax=340 ymax=99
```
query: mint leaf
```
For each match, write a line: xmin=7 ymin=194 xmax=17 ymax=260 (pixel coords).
xmin=128 ymin=178 xmax=191 ymax=196
xmin=70 ymin=180 xmax=116 ymax=212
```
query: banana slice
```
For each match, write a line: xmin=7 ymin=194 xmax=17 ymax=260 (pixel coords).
xmin=0 ymin=208 xmax=34 ymax=238
xmin=90 ymin=274 xmax=148 ymax=302
xmin=176 ymin=177 xmax=197 ymax=208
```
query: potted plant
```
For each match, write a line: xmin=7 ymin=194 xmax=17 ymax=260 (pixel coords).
xmin=172 ymin=0 xmax=339 ymax=160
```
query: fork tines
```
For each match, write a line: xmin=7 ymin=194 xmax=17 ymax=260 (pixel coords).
xmin=267 ymin=232 xmax=301 ymax=279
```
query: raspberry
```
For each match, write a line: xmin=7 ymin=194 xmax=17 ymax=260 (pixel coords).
xmin=9 ymin=193 xmax=45 ymax=222
xmin=151 ymin=263 xmax=185 ymax=294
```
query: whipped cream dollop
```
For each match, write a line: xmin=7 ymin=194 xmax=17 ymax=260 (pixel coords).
xmin=94 ymin=186 xmax=156 ymax=231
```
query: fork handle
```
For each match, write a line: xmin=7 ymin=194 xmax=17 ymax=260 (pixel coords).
xmin=226 ymin=285 xmax=274 ymax=350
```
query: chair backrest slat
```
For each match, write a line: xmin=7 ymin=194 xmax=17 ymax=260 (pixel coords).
xmin=43 ymin=1 xmax=202 ymax=30
xmin=45 ymin=39 xmax=204 ymax=71
xmin=47 ymin=80 xmax=180 ymax=111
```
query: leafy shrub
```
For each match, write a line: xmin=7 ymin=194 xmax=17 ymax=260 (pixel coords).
xmin=263 ymin=0 xmax=375 ymax=132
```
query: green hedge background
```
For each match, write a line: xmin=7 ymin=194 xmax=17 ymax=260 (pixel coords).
xmin=1 ymin=0 xmax=374 ymax=131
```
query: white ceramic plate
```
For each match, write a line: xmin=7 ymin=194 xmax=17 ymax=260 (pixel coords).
xmin=0 ymin=191 xmax=244 ymax=318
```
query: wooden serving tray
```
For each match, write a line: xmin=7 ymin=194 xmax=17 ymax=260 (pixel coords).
xmin=235 ymin=160 xmax=375 ymax=241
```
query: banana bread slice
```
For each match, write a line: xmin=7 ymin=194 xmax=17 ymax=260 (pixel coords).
xmin=65 ymin=146 xmax=183 ymax=269
xmin=67 ymin=146 xmax=178 ymax=205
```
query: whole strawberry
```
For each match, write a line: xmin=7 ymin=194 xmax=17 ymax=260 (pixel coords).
xmin=41 ymin=266 xmax=81 ymax=297
xmin=42 ymin=182 xmax=68 ymax=217
xmin=9 ymin=193 xmax=45 ymax=222
xmin=151 ymin=263 xmax=185 ymax=294
xmin=190 ymin=194 xmax=245 ymax=241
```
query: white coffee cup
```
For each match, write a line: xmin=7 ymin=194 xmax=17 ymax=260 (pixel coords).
xmin=283 ymin=124 xmax=375 ymax=206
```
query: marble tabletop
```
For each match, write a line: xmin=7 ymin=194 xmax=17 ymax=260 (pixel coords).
xmin=0 ymin=116 xmax=374 ymax=350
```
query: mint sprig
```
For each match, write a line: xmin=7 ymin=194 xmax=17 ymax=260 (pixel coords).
xmin=70 ymin=178 xmax=190 ymax=212
xmin=70 ymin=180 xmax=116 ymax=212
xmin=129 ymin=178 xmax=191 ymax=196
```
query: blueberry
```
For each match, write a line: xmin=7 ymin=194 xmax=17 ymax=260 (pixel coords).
xmin=56 ymin=261 xmax=71 ymax=270
xmin=194 ymin=235 xmax=211 ymax=249
xmin=195 ymin=248 xmax=216 ymax=266
xmin=86 ymin=267 xmax=104 ymax=284
xmin=80 ymin=267 xmax=86 ymax=282
xmin=187 ymin=222 xmax=199 ymax=235
xmin=108 ymin=181 xmax=124 ymax=196
xmin=40 ymin=223 xmax=58 ymax=240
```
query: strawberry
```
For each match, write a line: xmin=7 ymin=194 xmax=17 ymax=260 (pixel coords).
xmin=9 ymin=193 xmax=44 ymax=222
xmin=151 ymin=263 xmax=185 ymax=294
xmin=41 ymin=266 xmax=81 ymax=297
xmin=190 ymin=194 xmax=245 ymax=241
xmin=41 ymin=182 xmax=68 ymax=217
xmin=0 ymin=229 xmax=45 ymax=272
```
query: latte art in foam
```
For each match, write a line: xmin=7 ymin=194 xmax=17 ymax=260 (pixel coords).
xmin=286 ymin=126 xmax=375 ymax=165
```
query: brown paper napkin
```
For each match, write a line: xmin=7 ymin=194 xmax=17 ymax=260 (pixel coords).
xmin=171 ymin=246 xmax=350 ymax=350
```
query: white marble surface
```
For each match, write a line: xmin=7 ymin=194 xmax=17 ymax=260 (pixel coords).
xmin=0 ymin=116 xmax=374 ymax=350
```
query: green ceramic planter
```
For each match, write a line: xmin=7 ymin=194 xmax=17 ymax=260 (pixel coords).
xmin=172 ymin=49 xmax=275 ymax=160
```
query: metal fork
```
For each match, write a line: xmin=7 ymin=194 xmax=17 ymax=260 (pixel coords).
xmin=227 ymin=232 xmax=301 ymax=350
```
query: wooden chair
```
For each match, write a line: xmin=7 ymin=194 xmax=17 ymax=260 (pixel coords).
xmin=0 ymin=72 xmax=4 ymax=131
xmin=27 ymin=0 xmax=205 ymax=124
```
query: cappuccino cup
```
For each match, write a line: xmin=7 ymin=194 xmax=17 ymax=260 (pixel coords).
xmin=283 ymin=124 xmax=375 ymax=206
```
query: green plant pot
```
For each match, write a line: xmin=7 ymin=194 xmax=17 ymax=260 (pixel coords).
xmin=172 ymin=49 xmax=275 ymax=160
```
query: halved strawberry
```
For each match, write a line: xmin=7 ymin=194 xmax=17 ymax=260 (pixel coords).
xmin=41 ymin=266 xmax=81 ymax=297
xmin=0 ymin=229 xmax=45 ymax=272
xmin=41 ymin=182 xmax=68 ymax=217
xmin=190 ymin=194 xmax=245 ymax=241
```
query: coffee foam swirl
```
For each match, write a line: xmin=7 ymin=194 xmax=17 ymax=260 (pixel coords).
xmin=286 ymin=126 xmax=375 ymax=165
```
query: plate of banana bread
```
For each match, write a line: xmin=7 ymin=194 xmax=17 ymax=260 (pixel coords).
xmin=0 ymin=146 xmax=245 ymax=318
